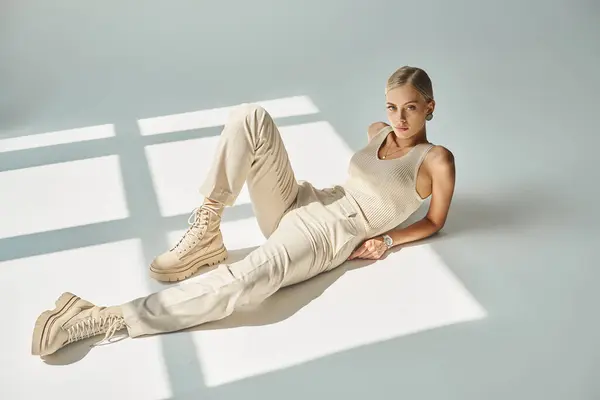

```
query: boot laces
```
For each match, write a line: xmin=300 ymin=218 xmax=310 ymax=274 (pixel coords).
xmin=172 ymin=207 xmax=218 ymax=255
xmin=66 ymin=314 xmax=127 ymax=346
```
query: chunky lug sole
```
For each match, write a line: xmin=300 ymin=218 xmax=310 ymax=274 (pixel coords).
xmin=149 ymin=246 xmax=228 ymax=282
xmin=31 ymin=292 xmax=79 ymax=356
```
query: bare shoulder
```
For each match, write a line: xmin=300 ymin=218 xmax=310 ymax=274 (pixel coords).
xmin=425 ymin=145 xmax=455 ymax=170
xmin=422 ymin=145 xmax=456 ymax=229
xmin=422 ymin=145 xmax=455 ymax=184
xmin=367 ymin=122 xmax=390 ymax=142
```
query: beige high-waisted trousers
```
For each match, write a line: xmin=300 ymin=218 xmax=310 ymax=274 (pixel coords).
xmin=121 ymin=104 xmax=367 ymax=337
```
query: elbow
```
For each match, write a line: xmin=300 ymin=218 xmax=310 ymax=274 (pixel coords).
xmin=427 ymin=218 xmax=445 ymax=233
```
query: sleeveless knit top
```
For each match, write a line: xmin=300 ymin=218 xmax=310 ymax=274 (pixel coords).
xmin=341 ymin=126 xmax=434 ymax=238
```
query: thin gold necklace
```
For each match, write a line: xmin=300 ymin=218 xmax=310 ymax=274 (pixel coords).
xmin=382 ymin=145 xmax=407 ymax=159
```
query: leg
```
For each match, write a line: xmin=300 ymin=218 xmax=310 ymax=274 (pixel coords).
xmin=150 ymin=104 xmax=300 ymax=282
xmin=124 ymin=214 xmax=322 ymax=337
xmin=125 ymin=199 xmax=364 ymax=337
xmin=32 ymin=212 xmax=328 ymax=356
xmin=199 ymin=103 xmax=300 ymax=237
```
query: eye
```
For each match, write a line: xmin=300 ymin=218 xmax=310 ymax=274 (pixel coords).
xmin=386 ymin=105 xmax=396 ymax=111
xmin=406 ymin=105 xmax=417 ymax=111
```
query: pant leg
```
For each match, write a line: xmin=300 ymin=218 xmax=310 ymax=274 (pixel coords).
xmin=199 ymin=104 xmax=299 ymax=238
xmin=121 ymin=211 xmax=324 ymax=338
xmin=120 ymin=179 xmax=366 ymax=338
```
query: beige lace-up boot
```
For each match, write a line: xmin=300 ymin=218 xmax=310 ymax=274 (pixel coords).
xmin=31 ymin=292 xmax=127 ymax=357
xmin=149 ymin=206 xmax=228 ymax=282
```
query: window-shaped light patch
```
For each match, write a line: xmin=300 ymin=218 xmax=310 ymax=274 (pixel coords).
xmin=278 ymin=121 xmax=354 ymax=190
xmin=0 ymin=124 xmax=115 ymax=153
xmin=0 ymin=239 xmax=172 ymax=400
xmin=137 ymin=96 xmax=319 ymax=136
xmin=144 ymin=120 xmax=353 ymax=218
xmin=190 ymin=243 xmax=486 ymax=387
xmin=0 ymin=155 xmax=129 ymax=239
xmin=145 ymin=136 xmax=253 ymax=217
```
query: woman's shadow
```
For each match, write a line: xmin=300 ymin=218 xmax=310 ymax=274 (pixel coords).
xmin=187 ymin=247 xmax=378 ymax=332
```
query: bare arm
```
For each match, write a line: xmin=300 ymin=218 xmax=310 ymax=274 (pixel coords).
xmin=386 ymin=146 xmax=456 ymax=246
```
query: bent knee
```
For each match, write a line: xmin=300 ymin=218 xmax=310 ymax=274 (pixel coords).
xmin=229 ymin=103 xmax=270 ymax=124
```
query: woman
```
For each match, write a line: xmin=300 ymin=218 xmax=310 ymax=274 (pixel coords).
xmin=31 ymin=66 xmax=455 ymax=358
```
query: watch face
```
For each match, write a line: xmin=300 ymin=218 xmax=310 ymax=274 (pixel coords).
xmin=384 ymin=235 xmax=393 ymax=247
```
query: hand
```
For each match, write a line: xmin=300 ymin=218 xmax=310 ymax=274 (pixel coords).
xmin=347 ymin=236 xmax=388 ymax=260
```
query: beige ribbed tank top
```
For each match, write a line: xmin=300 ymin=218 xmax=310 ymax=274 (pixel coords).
xmin=342 ymin=126 xmax=434 ymax=238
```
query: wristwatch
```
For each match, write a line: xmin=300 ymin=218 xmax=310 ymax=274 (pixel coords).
xmin=382 ymin=234 xmax=394 ymax=249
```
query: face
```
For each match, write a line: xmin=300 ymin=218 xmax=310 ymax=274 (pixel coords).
xmin=385 ymin=84 xmax=435 ymax=139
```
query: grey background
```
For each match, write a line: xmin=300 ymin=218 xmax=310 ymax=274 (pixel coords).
xmin=1 ymin=0 xmax=599 ymax=398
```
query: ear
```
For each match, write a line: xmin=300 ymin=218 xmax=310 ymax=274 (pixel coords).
xmin=427 ymin=99 xmax=436 ymax=114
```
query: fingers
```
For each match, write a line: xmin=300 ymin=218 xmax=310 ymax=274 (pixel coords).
xmin=348 ymin=244 xmax=366 ymax=260
xmin=348 ymin=240 xmax=385 ymax=260
xmin=349 ymin=243 xmax=368 ymax=260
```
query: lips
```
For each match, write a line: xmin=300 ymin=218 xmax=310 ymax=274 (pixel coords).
xmin=395 ymin=126 xmax=409 ymax=131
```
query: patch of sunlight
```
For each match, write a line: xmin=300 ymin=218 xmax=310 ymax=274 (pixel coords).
xmin=0 ymin=156 xmax=129 ymax=239
xmin=137 ymin=96 xmax=319 ymax=136
xmin=0 ymin=239 xmax=172 ymax=400
xmin=144 ymin=120 xmax=353 ymax=217
xmin=0 ymin=124 xmax=115 ymax=153
xmin=193 ymin=238 xmax=486 ymax=387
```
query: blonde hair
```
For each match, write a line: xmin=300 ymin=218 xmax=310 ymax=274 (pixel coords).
xmin=386 ymin=66 xmax=434 ymax=102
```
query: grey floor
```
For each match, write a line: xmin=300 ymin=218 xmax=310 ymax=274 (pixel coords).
xmin=1 ymin=1 xmax=599 ymax=399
